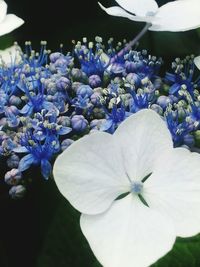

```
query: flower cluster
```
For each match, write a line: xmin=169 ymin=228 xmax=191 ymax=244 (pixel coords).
xmin=0 ymin=37 xmax=200 ymax=198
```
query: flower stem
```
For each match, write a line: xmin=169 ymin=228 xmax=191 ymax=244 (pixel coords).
xmin=110 ymin=23 xmax=152 ymax=64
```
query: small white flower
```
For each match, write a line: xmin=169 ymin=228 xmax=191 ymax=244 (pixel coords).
xmin=0 ymin=0 xmax=24 ymax=37
xmin=98 ymin=0 xmax=200 ymax=32
xmin=194 ymin=56 xmax=200 ymax=70
xmin=53 ymin=109 xmax=200 ymax=267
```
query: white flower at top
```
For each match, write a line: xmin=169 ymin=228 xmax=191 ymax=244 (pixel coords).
xmin=98 ymin=0 xmax=200 ymax=32
xmin=194 ymin=56 xmax=200 ymax=70
xmin=53 ymin=109 xmax=200 ymax=267
xmin=0 ymin=0 xmax=24 ymax=37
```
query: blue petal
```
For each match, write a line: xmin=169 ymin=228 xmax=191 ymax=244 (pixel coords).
xmin=42 ymin=101 xmax=59 ymax=115
xmin=58 ymin=126 xmax=72 ymax=135
xmin=13 ymin=146 xmax=29 ymax=153
xmin=165 ymin=72 xmax=176 ymax=83
xmin=19 ymin=154 xmax=35 ymax=172
xmin=20 ymin=103 xmax=33 ymax=115
xmin=169 ymin=83 xmax=180 ymax=94
xmin=100 ymin=119 xmax=113 ymax=131
xmin=41 ymin=159 xmax=52 ymax=180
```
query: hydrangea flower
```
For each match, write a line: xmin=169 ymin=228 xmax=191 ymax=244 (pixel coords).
xmin=99 ymin=0 xmax=200 ymax=32
xmin=53 ymin=109 xmax=200 ymax=267
xmin=14 ymin=131 xmax=60 ymax=179
xmin=0 ymin=37 xmax=199 ymax=198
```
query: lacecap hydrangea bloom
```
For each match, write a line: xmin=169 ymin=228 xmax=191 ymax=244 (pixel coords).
xmin=1 ymin=37 xmax=200 ymax=199
xmin=53 ymin=109 xmax=200 ymax=267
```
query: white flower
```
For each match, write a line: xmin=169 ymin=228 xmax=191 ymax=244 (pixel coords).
xmin=0 ymin=0 xmax=24 ymax=37
xmin=194 ymin=56 xmax=200 ymax=70
xmin=53 ymin=109 xmax=200 ymax=267
xmin=98 ymin=0 xmax=200 ymax=32
xmin=0 ymin=44 xmax=22 ymax=65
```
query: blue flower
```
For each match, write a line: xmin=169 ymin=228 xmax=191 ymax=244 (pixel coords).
xmin=124 ymin=50 xmax=162 ymax=79
xmin=14 ymin=131 xmax=60 ymax=179
xmin=165 ymin=109 xmax=194 ymax=147
xmin=23 ymin=41 xmax=49 ymax=69
xmin=19 ymin=76 xmax=59 ymax=116
xmin=165 ymin=56 xmax=200 ymax=99
xmin=101 ymin=104 xmax=131 ymax=133
xmin=49 ymin=52 xmax=73 ymax=74
xmin=74 ymin=39 xmax=110 ymax=76
xmin=129 ymin=88 xmax=156 ymax=113
xmin=31 ymin=110 xmax=72 ymax=141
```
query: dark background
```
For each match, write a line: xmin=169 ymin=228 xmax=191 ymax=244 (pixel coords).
xmin=0 ymin=1 xmax=200 ymax=267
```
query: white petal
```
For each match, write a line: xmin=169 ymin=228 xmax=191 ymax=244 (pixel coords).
xmin=115 ymin=0 xmax=158 ymax=16
xmin=81 ymin=194 xmax=175 ymax=267
xmin=53 ymin=132 xmax=130 ymax=215
xmin=0 ymin=0 xmax=7 ymax=23
xmin=98 ymin=2 xmax=148 ymax=22
xmin=114 ymin=109 xmax=173 ymax=182
xmin=194 ymin=56 xmax=200 ymax=70
xmin=0 ymin=14 xmax=24 ymax=37
xmin=150 ymin=0 xmax=200 ymax=32
xmin=0 ymin=45 xmax=22 ymax=65
xmin=144 ymin=148 xmax=200 ymax=237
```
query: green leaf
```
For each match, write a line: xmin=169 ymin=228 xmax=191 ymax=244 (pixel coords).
xmin=0 ymin=35 xmax=14 ymax=50
xmin=152 ymin=235 xmax=200 ymax=267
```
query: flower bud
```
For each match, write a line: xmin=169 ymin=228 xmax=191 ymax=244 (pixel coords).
xmin=90 ymin=92 xmax=101 ymax=105
xmin=90 ymin=119 xmax=104 ymax=130
xmin=151 ymin=104 xmax=163 ymax=115
xmin=92 ymin=108 xmax=105 ymax=119
xmin=5 ymin=168 xmax=22 ymax=185
xmin=56 ymin=77 xmax=71 ymax=90
xmin=153 ymin=78 xmax=162 ymax=90
xmin=71 ymin=68 xmax=83 ymax=80
xmin=9 ymin=185 xmax=26 ymax=199
xmin=54 ymin=57 xmax=68 ymax=68
xmin=77 ymin=85 xmax=93 ymax=98
xmin=71 ymin=115 xmax=88 ymax=132
xmin=9 ymin=95 xmax=22 ymax=106
xmin=71 ymin=82 xmax=82 ymax=93
xmin=57 ymin=116 xmax=71 ymax=127
xmin=7 ymin=154 xmax=20 ymax=169
xmin=126 ymin=73 xmax=140 ymax=86
xmin=157 ymin=96 xmax=172 ymax=109
xmin=50 ymin=52 xmax=62 ymax=63
xmin=61 ymin=139 xmax=74 ymax=151
xmin=89 ymin=75 xmax=101 ymax=88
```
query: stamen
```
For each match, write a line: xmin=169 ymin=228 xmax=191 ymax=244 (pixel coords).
xmin=131 ymin=181 xmax=143 ymax=194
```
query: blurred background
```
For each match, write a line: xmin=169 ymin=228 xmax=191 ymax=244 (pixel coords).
xmin=0 ymin=1 xmax=200 ymax=267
